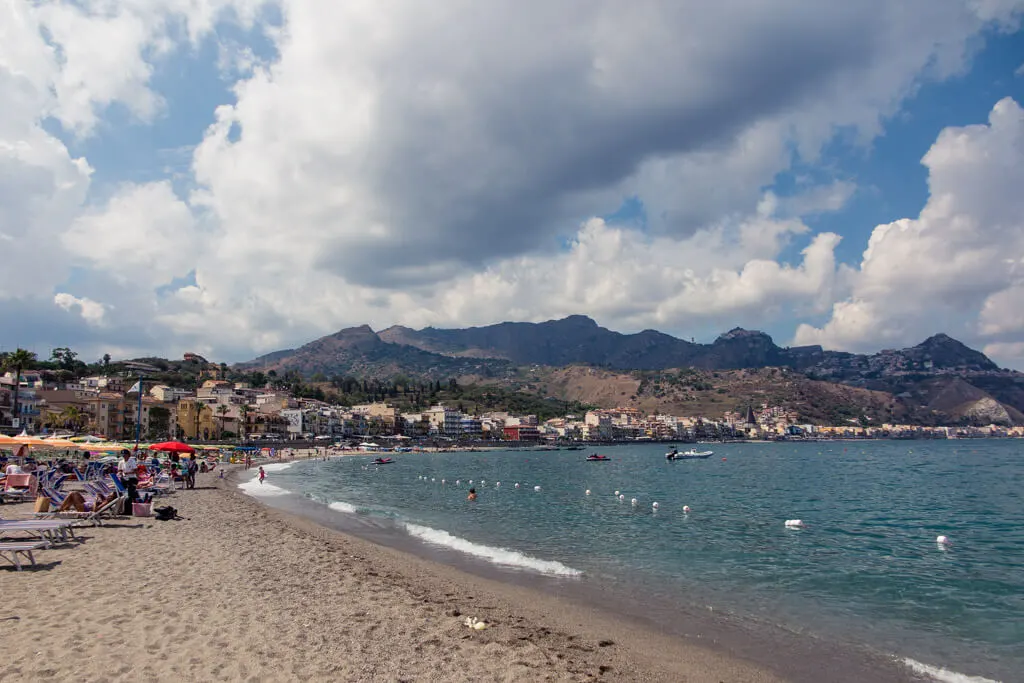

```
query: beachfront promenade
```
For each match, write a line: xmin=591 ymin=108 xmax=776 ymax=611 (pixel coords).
xmin=0 ymin=465 xmax=784 ymax=683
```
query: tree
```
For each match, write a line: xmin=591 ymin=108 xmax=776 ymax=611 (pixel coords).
xmin=102 ymin=353 xmax=111 ymax=369
xmin=59 ymin=405 xmax=86 ymax=432
xmin=2 ymin=348 xmax=37 ymax=428
xmin=216 ymin=404 xmax=230 ymax=439
xmin=239 ymin=403 xmax=250 ymax=441
xmin=51 ymin=347 xmax=78 ymax=372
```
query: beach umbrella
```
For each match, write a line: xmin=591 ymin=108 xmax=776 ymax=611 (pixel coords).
xmin=71 ymin=434 xmax=105 ymax=443
xmin=0 ymin=433 xmax=18 ymax=444
xmin=33 ymin=438 xmax=78 ymax=448
xmin=12 ymin=434 xmax=55 ymax=447
xmin=149 ymin=441 xmax=196 ymax=454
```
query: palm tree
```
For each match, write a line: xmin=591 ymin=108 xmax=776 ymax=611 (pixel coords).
xmin=216 ymin=404 xmax=230 ymax=439
xmin=2 ymin=348 xmax=36 ymax=429
xmin=240 ymin=403 xmax=250 ymax=442
xmin=60 ymin=405 xmax=86 ymax=432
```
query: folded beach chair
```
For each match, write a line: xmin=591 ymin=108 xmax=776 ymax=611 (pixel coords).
xmin=0 ymin=518 xmax=78 ymax=543
xmin=0 ymin=541 xmax=49 ymax=571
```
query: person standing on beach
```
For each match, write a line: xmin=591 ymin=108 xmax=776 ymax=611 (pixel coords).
xmin=185 ymin=454 xmax=199 ymax=489
xmin=117 ymin=449 xmax=139 ymax=514
xmin=258 ymin=466 xmax=266 ymax=484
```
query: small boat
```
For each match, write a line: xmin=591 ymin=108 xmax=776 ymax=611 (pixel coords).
xmin=566 ymin=446 xmax=584 ymax=451
xmin=666 ymin=449 xmax=713 ymax=460
xmin=586 ymin=454 xmax=611 ymax=462
xmin=372 ymin=457 xmax=395 ymax=465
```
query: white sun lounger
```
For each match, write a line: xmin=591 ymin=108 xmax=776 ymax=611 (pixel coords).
xmin=0 ymin=541 xmax=49 ymax=570
xmin=0 ymin=520 xmax=78 ymax=544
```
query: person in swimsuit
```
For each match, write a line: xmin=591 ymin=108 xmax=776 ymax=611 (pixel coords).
xmin=258 ymin=466 xmax=266 ymax=484
xmin=467 ymin=488 xmax=477 ymax=501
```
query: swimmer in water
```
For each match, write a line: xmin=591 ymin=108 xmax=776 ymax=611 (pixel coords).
xmin=467 ymin=488 xmax=477 ymax=501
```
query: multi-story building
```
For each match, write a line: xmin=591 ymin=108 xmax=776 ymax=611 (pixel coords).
xmin=351 ymin=402 xmax=400 ymax=435
xmin=177 ymin=399 xmax=217 ymax=440
xmin=503 ymin=424 xmax=540 ymax=440
xmin=584 ymin=411 xmax=612 ymax=439
xmin=425 ymin=404 xmax=463 ymax=437
xmin=459 ymin=416 xmax=483 ymax=438
xmin=149 ymin=385 xmax=193 ymax=402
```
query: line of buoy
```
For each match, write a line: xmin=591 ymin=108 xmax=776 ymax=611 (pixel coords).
xmin=409 ymin=476 xmax=946 ymax=548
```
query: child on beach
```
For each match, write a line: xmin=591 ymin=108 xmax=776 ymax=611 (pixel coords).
xmin=258 ymin=466 xmax=266 ymax=485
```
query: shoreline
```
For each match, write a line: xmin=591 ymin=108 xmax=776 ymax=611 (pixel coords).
xmin=231 ymin=462 xmax=925 ymax=683
xmin=0 ymin=467 xmax=788 ymax=682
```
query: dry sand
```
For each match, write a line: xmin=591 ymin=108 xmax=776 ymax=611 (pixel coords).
xmin=0 ymin=468 xmax=789 ymax=682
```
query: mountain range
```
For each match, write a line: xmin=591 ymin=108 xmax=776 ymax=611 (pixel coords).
xmin=239 ymin=316 xmax=1024 ymax=425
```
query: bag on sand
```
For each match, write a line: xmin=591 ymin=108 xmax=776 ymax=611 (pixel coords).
xmin=154 ymin=505 xmax=179 ymax=521
xmin=34 ymin=496 xmax=50 ymax=513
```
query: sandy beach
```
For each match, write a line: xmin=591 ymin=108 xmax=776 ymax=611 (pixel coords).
xmin=0 ymin=465 xmax=802 ymax=683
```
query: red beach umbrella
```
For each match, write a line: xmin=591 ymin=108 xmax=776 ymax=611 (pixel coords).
xmin=149 ymin=441 xmax=196 ymax=454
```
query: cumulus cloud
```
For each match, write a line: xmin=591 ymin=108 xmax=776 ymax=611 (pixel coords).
xmin=53 ymin=292 xmax=107 ymax=325
xmin=2 ymin=0 xmax=1024 ymax=365
xmin=194 ymin=1 xmax=1022 ymax=286
xmin=794 ymin=97 xmax=1024 ymax=362
xmin=62 ymin=181 xmax=200 ymax=287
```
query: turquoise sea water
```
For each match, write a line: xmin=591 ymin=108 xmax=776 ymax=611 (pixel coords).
xmin=246 ymin=441 xmax=1023 ymax=681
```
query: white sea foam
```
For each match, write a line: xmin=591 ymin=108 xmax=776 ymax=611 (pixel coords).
xmin=259 ymin=462 xmax=295 ymax=473
xmin=404 ymin=523 xmax=582 ymax=577
xmin=237 ymin=478 xmax=289 ymax=497
xmin=902 ymin=658 xmax=1001 ymax=683
xmin=328 ymin=501 xmax=358 ymax=514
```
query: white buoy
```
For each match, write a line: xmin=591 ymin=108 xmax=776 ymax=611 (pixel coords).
xmin=585 ymin=489 xmax=591 ymax=496
xmin=652 ymin=502 xmax=659 ymax=509
xmin=481 ymin=480 xmax=486 ymax=486
xmin=456 ymin=479 xmax=461 ymax=485
xmin=618 ymin=494 xmax=625 ymax=501
xmin=534 ymin=485 xmax=541 ymax=491
xmin=469 ymin=480 xmax=474 ymax=485
xmin=441 ymin=479 xmax=446 ymax=484
xmin=431 ymin=478 xmax=435 ymax=482
xmin=683 ymin=505 xmax=691 ymax=513
xmin=515 ymin=483 xmax=520 ymax=488
xmin=936 ymin=535 xmax=950 ymax=547
xmin=785 ymin=519 xmax=805 ymax=528
xmin=614 ymin=490 xmax=620 ymax=496
xmin=495 ymin=482 xmax=501 ymax=487
xmin=631 ymin=498 xmax=638 ymax=506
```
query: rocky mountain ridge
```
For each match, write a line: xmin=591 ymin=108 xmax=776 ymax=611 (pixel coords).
xmin=241 ymin=317 xmax=1024 ymax=425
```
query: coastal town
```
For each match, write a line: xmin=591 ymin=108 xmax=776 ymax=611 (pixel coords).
xmin=3 ymin=352 xmax=1021 ymax=443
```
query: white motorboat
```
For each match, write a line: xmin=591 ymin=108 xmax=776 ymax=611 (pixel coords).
xmin=666 ymin=448 xmax=714 ymax=460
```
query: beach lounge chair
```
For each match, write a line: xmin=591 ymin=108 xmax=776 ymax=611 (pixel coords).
xmin=0 ymin=541 xmax=49 ymax=571
xmin=0 ymin=518 xmax=78 ymax=544
xmin=32 ymin=486 xmax=97 ymax=519
xmin=3 ymin=474 xmax=38 ymax=503
xmin=38 ymin=481 xmax=125 ymax=526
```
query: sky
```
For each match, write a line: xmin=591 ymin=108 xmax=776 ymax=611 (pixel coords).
xmin=2 ymin=1 xmax=1024 ymax=368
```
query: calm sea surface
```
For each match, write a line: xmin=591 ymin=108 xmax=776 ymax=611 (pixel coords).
xmin=245 ymin=440 xmax=1023 ymax=681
